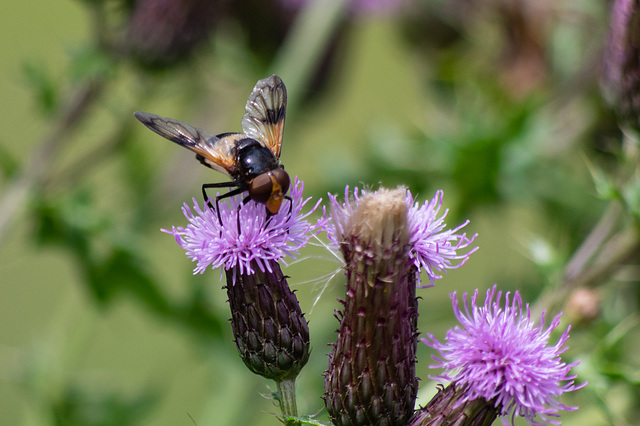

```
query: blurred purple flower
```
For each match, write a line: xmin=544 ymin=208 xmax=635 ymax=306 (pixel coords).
xmin=423 ymin=285 xmax=585 ymax=425
xmin=278 ymin=0 xmax=408 ymax=16
xmin=602 ymin=0 xmax=640 ymax=130
xmin=326 ymin=187 xmax=477 ymax=287
xmin=126 ymin=0 xmax=220 ymax=68
xmin=162 ymin=177 xmax=323 ymax=281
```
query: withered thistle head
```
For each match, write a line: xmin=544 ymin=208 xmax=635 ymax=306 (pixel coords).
xmin=323 ymin=187 xmax=419 ymax=425
xmin=326 ymin=187 xmax=477 ymax=288
xmin=322 ymin=186 xmax=477 ymax=425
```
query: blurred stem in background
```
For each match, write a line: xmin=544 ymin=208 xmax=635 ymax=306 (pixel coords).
xmin=272 ymin=0 xmax=345 ymax=111
xmin=0 ymin=78 xmax=107 ymax=246
xmin=533 ymin=133 xmax=640 ymax=320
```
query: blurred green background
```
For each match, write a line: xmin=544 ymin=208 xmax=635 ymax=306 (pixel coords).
xmin=1 ymin=0 xmax=638 ymax=425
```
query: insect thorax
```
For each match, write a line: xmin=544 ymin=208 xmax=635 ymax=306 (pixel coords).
xmin=236 ymin=138 xmax=279 ymax=179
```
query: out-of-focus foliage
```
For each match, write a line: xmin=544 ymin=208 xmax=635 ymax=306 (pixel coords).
xmin=1 ymin=0 xmax=639 ymax=425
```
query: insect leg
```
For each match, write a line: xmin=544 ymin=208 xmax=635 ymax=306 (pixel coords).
xmin=202 ymin=181 xmax=240 ymax=210
xmin=284 ymin=195 xmax=293 ymax=216
xmin=202 ymin=182 xmax=244 ymax=228
xmin=284 ymin=195 xmax=293 ymax=234
xmin=236 ymin=195 xmax=253 ymax=235
xmin=212 ymin=186 xmax=246 ymax=227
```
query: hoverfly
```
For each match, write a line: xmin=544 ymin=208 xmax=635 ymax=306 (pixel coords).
xmin=134 ymin=75 xmax=290 ymax=225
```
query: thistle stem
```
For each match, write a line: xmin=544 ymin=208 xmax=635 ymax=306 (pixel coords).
xmin=276 ymin=378 xmax=298 ymax=418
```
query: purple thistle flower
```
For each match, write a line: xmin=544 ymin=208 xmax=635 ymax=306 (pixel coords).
xmin=326 ymin=186 xmax=478 ymax=287
xmin=163 ymin=177 xmax=319 ymax=416
xmin=423 ymin=285 xmax=585 ymax=426
xmin=277 ymin=0 xmax=408 ymax=16
xmin=162 ymin=177 xmax=323 ymax=281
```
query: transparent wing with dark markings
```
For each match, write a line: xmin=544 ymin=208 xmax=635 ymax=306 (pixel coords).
xmin=134 ymin=111 xmax=237 ymax=176
xmin=241 ymin=75 xmax=287 ymax=159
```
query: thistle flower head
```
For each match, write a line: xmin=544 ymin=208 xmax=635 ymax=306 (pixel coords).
xmin=423 ymin=285 xmax=585 ymax=425
xmin=162 ymin=177 xmax=322 ymax=281
xmin=323 ymin=187 xmax=419 ymax=425
xmin=326 ymin=186 xmax=477 ymax=287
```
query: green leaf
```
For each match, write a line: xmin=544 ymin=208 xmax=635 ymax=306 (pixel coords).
xmin=282 ymin=415 xmax=331 ymax=426
xmin=86 ymin=247 xmax=173 ymax=314
xmin=69 ymin=46 xmax=115 ymax=83
xmin=0 ymin=142 xmax=20 ymax=178
xmin=22 ymin=60 xmax=59 ymax=116
xmin=585 ymin=157 xmax=618 ymax=200
xmin=33 ymin=190 xmax=172 ymax=315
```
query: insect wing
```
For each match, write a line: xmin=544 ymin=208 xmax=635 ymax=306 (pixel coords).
xmin=241 ymin=75 xmax=287 ymax=159
xmin=134 ymin=111 xmax=236 ymax=175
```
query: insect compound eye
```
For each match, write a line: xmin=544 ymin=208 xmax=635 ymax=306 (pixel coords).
xmin=271 ymin=168 xmax=290 ymax=195
xmin=249 ymin=173 xmax=274 ymax=203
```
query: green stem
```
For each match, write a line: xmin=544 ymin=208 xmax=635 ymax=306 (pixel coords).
xmin=276 ymin=378 xmax=298 ymax=418
xmin=271 ymin=0 xmax=346 ymax=112
xmin=0 ymin=78 xmax=106 ymax=246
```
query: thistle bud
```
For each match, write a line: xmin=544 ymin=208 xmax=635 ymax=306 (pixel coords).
xmin=323 ymin=187 xmax=419 ymax=425
xmin=226 ymin=260 xmax=310 ymax=382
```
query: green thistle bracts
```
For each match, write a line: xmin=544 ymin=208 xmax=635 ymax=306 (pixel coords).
xmin=226 ymin=261 xmax=310 ymax=381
